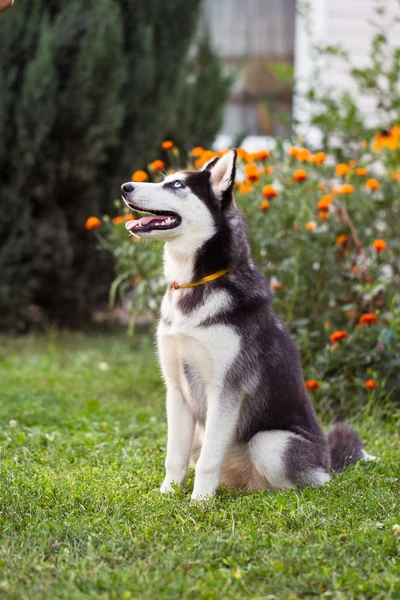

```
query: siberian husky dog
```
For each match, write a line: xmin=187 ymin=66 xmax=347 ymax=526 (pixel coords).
xmin=121 ymin=150 xmax=374 ymax=501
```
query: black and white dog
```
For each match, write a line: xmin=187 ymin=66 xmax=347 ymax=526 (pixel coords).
xmin=121 ymin=150 xmax=374 ymax=500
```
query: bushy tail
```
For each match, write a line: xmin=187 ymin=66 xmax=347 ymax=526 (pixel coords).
xmin=327 ymin=423 xmax=365 ymax=472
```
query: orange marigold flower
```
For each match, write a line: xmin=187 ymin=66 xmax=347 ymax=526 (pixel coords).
xmin=336 ymin=234 xmax=348 ymax=246
xmin=150 ymin=159 xmax=166 ymax=172
xmin=85 ymin=216 xmax=101 ymax=230
xmin=296 ymin=148 xmax=311 ymax=162
xmin=265 ymin=166 xmax=274 ymax=175
xmin=391 ymin=171 xmax=400 ymax=182
xmin=364 ymin=379 xmax=377 ymax=389
xmin=335 ymin=163 xmax=350 ymax=176
xmin=293 ymin=169 xmax=307 ymax=182
xmin=113 ymin=214 xmax=134 ymax=225
xmin=161 ymin=140 xmax=174 ymax=150
xmin=270 ymin=280 xmax=282 ymax=291
xmin=133 ymin=275 xmax=142 ymax=286
xmin=371 ymin=127 xmax=400 ymax=152
xmin=356 ymin=167 xmax=368 ymax=176
xmin=372 ymin=238 xmax=387 ymax=253
xmin=191 ymin=146 xmax=204 ymax=157
xmin=318 ymin=183 xmax=327 ymax=191
xmin=319 ymin=211 xmax=329 ymax=220
xmin=260 ymin=200 xmax=270 ymax=211
xmin=338 ymin=184 xmax=354 ymax=194
xmin=237 ymin=147 xmax=249 ymax=161
xmin=197 ymin=149 xmax=218 ymax=166
xmin=131 ymin=170 xmax=148 ymax=182
xmin=349 ymin=160 xmax=357 ymax=168
xmin=305 ymin=379 xmax=320 ymax=391
xmin=317 ymin=194 xmax=333 ymax=211
xmin=330 ymin=330 xmax=348 ymax=343
xmin=244 ymin=163 xmax=259 ymax=181
xmin=288 ymin=145 xmax=300 ymax=157
xmin=365 ymin=178 xmax=380 ymax=190
xmin=253 ymin=149 xmax=270 ymax=161
xmin=238 ymin=182 xmax=252 ymax=194
xmin=312 ymin=152 xmax=327 ymax=166
xmin=306 ymin=221 xmax=316 ymax=231
xmin=359 ymin=313 xmax=378 ymax=326
xmin=262 ymin=184 xmax=278 ymax=198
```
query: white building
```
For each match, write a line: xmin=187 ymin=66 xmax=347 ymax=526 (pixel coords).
xmin=204 ymin=0 xmax=400 ymax=140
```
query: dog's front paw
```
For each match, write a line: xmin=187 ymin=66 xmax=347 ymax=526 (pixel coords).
xmin=160 ymin=480 xmax=176 ymax=494
xmin=191 ymin=488 xmax=215 ymax=502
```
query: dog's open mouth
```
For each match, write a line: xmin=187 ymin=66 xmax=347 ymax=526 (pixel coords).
xmin=125 ymin=209 xmax=181 ymax=233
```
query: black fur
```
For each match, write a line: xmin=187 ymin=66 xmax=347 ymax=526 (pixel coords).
xmin=327 ymin=423 xmax=364 ymax=472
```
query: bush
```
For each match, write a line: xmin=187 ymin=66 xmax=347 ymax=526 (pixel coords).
xmin=0 ymin=0 xmax=229 ymax=330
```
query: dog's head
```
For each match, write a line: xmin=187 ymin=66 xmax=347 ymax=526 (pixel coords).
xmin=121 ymin=149 xmax=237 ymax=243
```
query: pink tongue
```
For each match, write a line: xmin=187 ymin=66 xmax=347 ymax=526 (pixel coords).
xmin=125 ymin=216 xmax=168 ymax=231
xmin=140 ymin=216 xmax=164 ymax=226
xmin=125 ymin=220 xmax=137 ymax=231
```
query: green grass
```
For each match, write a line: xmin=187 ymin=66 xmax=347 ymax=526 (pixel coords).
xmin=0 ymin=331 xmax=399 ymax=600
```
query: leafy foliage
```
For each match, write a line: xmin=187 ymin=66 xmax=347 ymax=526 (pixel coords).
xmin=0 ymin=0 xmax=229 ymax=329
xmin=300 ymin=0 xmax=400 ymax=159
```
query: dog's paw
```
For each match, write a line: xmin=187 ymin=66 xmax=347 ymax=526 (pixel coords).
xmin=160 ymin=480 xmax=176 ymax=494
xmin=191 ymin=489 xmax=215 ymax=502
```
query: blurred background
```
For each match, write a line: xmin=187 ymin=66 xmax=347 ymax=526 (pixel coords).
xmin=0 ymin=0 xmax=399 ymax=332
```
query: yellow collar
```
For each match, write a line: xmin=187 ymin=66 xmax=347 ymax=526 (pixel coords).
xmin=171 ymin=269 xmax=228 ymax=290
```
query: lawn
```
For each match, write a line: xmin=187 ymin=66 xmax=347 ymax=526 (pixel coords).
xmin=0 ymin=331 xmax=399 ymax=600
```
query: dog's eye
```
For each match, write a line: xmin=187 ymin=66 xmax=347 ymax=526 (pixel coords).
xmin=172 ymin=180 xmax=184 ymax=189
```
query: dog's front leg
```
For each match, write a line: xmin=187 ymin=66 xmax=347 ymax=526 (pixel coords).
xmin=160 ymin=379 xmax=195 ymax=494
xmin=191 ymin=392 xmax=240 ymax=501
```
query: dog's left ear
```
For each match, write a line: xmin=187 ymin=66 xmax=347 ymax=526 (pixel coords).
xmin=207 ymin=149 xmax=237 ymax=203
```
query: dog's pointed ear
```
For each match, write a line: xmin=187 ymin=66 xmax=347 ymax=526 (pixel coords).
xmin=201 ymin=156 xmax=220 ymax=171
xmin=208 ymin=149 xmax=237 ymax=201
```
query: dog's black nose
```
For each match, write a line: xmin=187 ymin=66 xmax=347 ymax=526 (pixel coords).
xmin=121 ymin=183 xmax=134 ymax=196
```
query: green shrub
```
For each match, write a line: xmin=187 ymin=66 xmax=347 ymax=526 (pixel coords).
xmin=0 ymin=0 xmax=229 ymax=330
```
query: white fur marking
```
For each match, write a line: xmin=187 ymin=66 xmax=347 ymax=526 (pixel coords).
xmin=249 ymin=430 xmax=297 ymax=489
xmin=309 ymin=468 xmax=331 ymax=485
xmin=362 ymin=449 xmax=378 ymax=462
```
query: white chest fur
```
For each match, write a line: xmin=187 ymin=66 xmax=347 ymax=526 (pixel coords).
xmin=157 ymin=288 xmax=240 ymax=422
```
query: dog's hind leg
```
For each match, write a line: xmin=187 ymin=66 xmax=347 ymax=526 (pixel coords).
xmin=248 ymin=430 xmax=331 ymax=490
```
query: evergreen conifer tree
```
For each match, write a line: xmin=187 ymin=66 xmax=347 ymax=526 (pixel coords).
xmin=0 ymin=0 xmax=230 ymax=329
